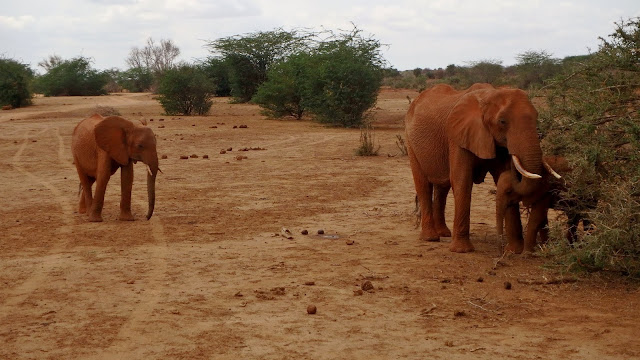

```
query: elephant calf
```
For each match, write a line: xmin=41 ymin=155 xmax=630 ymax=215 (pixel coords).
xmin=495 ymin=155 xmax=593 ymax=252
xmin=71 ymin=114 xmax=159 ymax=222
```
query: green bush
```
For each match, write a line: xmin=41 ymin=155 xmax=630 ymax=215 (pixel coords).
xmin=0 ymin=58 xmax=33 ymax=108
xmin=33 ymin=56 xmax=108 ymax=96
xmin=206 ymin=29 xmax=310 ymax=103
xmin=252 ymin=53 xmax=308 ymax=119
xmin=119 ymin=67 xmax=154 ymax=92
xmin=202 ymin=58 xmax=231 ymax=97
xmin=540 ymin=18 xmax=640 ymax=277
xmin=301 ymin=28 xmax=384 ymax=127
xmin=157 ymin=64 xmax=215 ymax=116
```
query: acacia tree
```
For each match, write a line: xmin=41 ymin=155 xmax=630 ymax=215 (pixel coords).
xmin=33 ymin=56 xmax=108 ymax=96
xmin=540 ymin=18 xmax=640 ymax=277
xmin=205 ymin=29 xmax=311 ymax=102
xmin=514 ymin=50 xmax=561 ymax=88
xmin=126 ymin=38 xmax=180 ymax=75
xmin=0 ymin=58 xmax=33 ymax=107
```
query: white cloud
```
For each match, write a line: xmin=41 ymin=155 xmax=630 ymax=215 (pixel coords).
xmin=1 ymin=0 xmax=639 ymax=70
xmin=0 ymin=15 xmax=35 ymax=29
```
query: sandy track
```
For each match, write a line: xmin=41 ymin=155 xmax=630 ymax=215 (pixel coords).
xmin=0 ymin=89 xmax=638 ymax=359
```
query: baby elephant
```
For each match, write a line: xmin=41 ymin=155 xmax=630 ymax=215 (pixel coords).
xmin=495 ymin=156 xmax=587 ymax=252
xmin=72 ymin=114 xmax=159 ymax=222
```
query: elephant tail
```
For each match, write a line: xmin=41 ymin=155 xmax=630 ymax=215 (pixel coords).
xmin=414 ymin=194 xmax=421 ymax=228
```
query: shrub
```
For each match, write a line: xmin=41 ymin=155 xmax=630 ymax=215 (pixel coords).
xmin=119 ymin=67 xmax=154 ymax=92
xmin=302 ymin=28 xmax=384 ymax=127
xmin=252 ymin=53 xmax=308 ymax=119
xmin=514 ymin=50 xmax=562 ymax=89
xmin=206 ymin=29 xmax=310 ymax=103
xmin=34 ymin=56 xmax=108 ymax=96
xmin=0 ymin=58 xmax=33 ymax=108
xmin=540 ymin=18 xmax=640 ymax=277
xmin=355 ymin=124 xmax=380 ymax=156
xmin=202 ymin=58 xmax=231 ymax=97
xmin=157 ymin=64 xmax=215 ymax=116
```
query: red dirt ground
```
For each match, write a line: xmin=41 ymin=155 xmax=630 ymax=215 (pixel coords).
xmin=0 ymin=89 xmax=638 ymax=359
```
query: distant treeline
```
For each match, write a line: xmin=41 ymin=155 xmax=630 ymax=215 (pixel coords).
xmin=382 ymin=51 xmax=592 ymax=91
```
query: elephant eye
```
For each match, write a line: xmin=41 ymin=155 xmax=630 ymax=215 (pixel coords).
xmin=136 ymin=144 xmax=144 ymax=149
xmin=498 ymin=118 xmax=507 ymax=126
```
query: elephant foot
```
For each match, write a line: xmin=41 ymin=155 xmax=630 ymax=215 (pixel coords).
xmin=437 ymin=226 xmax=452 ymax=237
xmin=504 ymin=241 xmax=524 ymax=254
xmin=88 ymin=214 xmax=103 ymax=222
xmin=449 ymin=238 xmax=474 ymax=253
xmin=78 ymin=207 xmax=87 ymax=214
xmin=119 ymin=212 xmax=135 ymax=221
xmin=420 ymin=229 xmax=440 ymax=242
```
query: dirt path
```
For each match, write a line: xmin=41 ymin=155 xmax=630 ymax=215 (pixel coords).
xmin=0 ymin=90 xmax=638 ymax=359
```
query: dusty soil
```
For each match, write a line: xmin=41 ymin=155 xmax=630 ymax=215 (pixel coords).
xmin=1 ymin=89 xmax=638 ymax=360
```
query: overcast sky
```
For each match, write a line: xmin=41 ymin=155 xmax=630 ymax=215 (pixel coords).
xmin=1 ymin=0 xmax=638 ymax=72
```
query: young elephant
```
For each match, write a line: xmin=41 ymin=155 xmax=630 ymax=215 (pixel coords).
xmin=71 ymin=114 xmax=159 ymax=222
xmin=495 ymin=156 xmax=591 ymax=252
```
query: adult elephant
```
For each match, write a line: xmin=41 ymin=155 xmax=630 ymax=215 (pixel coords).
xmin=405 ymin=83 xmax=545 ymax=253
xmin=496 ymin=155 xmax=593 ymax=252
xmin=72 ymin=114 xmax=159 ymax=222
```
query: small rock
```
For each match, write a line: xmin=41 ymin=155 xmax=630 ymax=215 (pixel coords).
xmin=161 ymin=155 xmax=168 ymax=159
xmin=361 ymin=280 xmax=374 ymax=292
xmin=180 ymin=155 xmax=188 ymax=159
xmin=477 ymin=277 xmax=484 ymax=282
xmin=32 ymin=140 xmax=37 ymax=142
xmin=220 ymin=150 xmax=227 ymax=154
xmin=307 ymin=305 xmax=317 ymax=314
xmin=488 ymin=270 xmax=497 ymax=276
xmin=304 ymin=281 xmax=315 ymax=286
xmin=149 ymin=119 xmax=154 ymax=121
xmin=445 ymin=340 xmax=454 ymax=347
xmin=126 ymin=279 xmax=135 ymax=284
xmin=227 ymin=147 xmax=233 ymax=151
xmin=239 ymin=124 xmax=248 ymax=128
xmin=353 ymin=289 xmax=364 ymax=296
xmin=235 ymin=155 xmax=248 ymax=160
xmin=301 ymin=229 xmax=308 ymax=235
xmin=504 ymin=281 xmax=512 ymax=290
xmin=233 ymin=125 xmax=238 ymax=129
xmin=190 ymin=154 xmax=198 ymax=158
xmin=158 ymin=125 xmax=165 ymax=128
xmin=317 ymin=229 xmax=325 ymax=235
xmin=454 ymin=310 xmax=465 ymax=317
xmin=159 ymin=118 xmax=164 ymax=121
xmin=210 ymin=126 xmax=217 ymax=128
xmin=346 ymin=239 xmax=354 ymax=245
xmin=203 ymin=155 xmax=209 ymax=159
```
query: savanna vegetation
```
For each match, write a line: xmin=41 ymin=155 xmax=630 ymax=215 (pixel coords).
xmin=2 ymin=18 xmax=639 ymax=278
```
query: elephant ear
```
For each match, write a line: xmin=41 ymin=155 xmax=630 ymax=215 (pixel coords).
xmin=446 ymin=93 xmax=496 ymax=159
xmin=94 ymin=116 xmax=133 ymax=166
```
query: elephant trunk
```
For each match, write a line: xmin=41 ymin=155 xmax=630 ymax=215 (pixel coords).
xmin=145 ymin=157 xmax=158 ymax=220
xmin=509 ymin=138 xmax=543 ymax=196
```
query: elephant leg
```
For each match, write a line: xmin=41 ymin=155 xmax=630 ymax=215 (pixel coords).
xmin=524 ymin=199 xmax=550 ymax=252
xmin=119 ymin=162 xmax=134 ymax=221
xmin=433 ymin=184 xmax=451 ymax=237
xmin=75 ymin=166 xmax=94 ymax=214
xmin=449 ymin=152 xmax=475 ymax=253
xmin=89 ymin=157 xmax=112 ymax=222
xmin=504 ymin=204 xmax=524 ymax=254
xmin=408 ymin=148 xmax=439 ymax=241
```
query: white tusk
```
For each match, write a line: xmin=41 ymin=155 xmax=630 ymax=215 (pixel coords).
xmin=512 ymin=155 xmax=542 ymax=179
xmin=543 ymin=159 xmax=562 ymax=179
xmin=147 ymin=165 xmax=153 ymax=176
